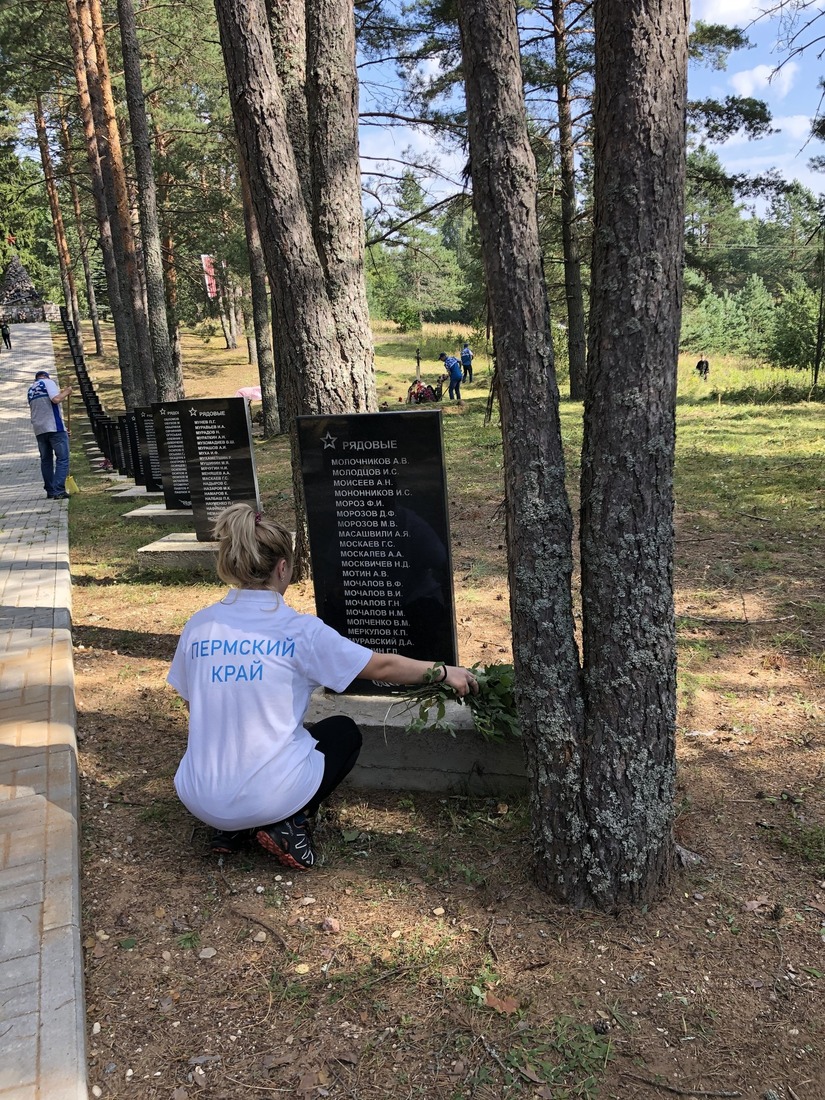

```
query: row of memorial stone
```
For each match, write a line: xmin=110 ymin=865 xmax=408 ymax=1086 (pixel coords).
xmin=60 ymin=309 xmax=261 ymax=542
xmin=59 ymin=311 xmax=459 ymax=667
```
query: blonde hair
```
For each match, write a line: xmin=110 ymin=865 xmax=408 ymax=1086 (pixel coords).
xmin=213 ymin=503 xmax=293 ymax=588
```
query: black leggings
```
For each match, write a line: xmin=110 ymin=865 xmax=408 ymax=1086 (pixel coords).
xmin=303 ymin=715 xmax=362 ymax=817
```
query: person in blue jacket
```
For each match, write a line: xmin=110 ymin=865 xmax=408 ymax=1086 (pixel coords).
xmin=460 ymin=342 xmax=474 ymax=383
xmin=27 ymin=370 xmax=73 ymax=499
xmin=439 ymin=351 xmax=463 ymax=401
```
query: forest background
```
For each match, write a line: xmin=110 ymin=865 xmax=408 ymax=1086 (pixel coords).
xmin=3 ymin=0 xmax=825 ymax=385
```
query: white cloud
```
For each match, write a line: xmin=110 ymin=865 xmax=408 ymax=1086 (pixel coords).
xmin=730 ymin=60 xmax=798 ymax=99
xmin=691 ymin=0 xmax=774 ymax=22
xmin=716 ymin=112 xmax=813 ymax=149
xmin=772 ymin=113 xmax=815 ymax=140
xmin=718 ymin=148 xmax=825 ymax=199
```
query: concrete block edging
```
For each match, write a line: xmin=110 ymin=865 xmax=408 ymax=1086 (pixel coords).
xmin=306 ymin=689 xmax=527 ymax=796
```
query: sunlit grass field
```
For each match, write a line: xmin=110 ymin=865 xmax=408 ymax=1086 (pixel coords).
xmin=60 ymin=320 xmax=824 ymax=565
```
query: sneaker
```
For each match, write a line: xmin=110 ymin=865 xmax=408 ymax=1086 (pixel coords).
xmin=210 ymin=829 xmax=249 ymax=855
xmin=256 ymin=813 xmax=316 ymax=870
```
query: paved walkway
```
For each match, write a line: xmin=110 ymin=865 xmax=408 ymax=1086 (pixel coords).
xmin=0 ymin=324 xmax=87 ymax=1099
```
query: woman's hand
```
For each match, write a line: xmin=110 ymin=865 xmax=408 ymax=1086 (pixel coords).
xmin=444 ymin=666 xmax=479 ymax=698
xmin=359 ymin=653 xmax=481 ymax=696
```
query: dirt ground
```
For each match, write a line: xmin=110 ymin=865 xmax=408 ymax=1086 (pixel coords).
xmin=74 ymin=523 xmax=825 ymax=1100
xmin=69 ymin=338 xmax=824 ymax=1100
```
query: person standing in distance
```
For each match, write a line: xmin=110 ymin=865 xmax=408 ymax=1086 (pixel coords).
xmin=460 ymin=342 xmax=474 ymax=383
xmin=439 ymin=351 xmax=463 ymax=401
xmin=27 ymin=369 xmax=73 ymax=500
xmin=167 ymin=503 xmax=479 ymax=871
xmin=1 ymin=321 xmax=11 ymax=350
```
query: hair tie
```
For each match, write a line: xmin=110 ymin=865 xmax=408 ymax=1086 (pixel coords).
xmin=254 ymin=511 xmax=262 ymax=525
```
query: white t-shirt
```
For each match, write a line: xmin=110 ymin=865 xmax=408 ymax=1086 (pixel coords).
xmin=167 ymin=589 xmax=371 ymax=830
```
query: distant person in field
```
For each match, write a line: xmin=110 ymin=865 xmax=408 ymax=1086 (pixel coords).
xmin=460 ymin=342 xmax=474 ymax=383
xmin=167 ymin=503 xmax=478 ymax=870
xmin=695 ymin=354 xmax=709 ymax=379
xmin=1 ymin=321 xmax=11 ymax=350
xmin=439 ymin=351 xmax=463 ymax=401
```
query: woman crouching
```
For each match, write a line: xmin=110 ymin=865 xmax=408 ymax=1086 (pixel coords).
xmin=167 ymin=502 xmax=477 ymax=870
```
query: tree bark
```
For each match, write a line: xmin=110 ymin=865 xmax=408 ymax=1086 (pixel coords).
xmin=455 ymin=0 xmax=586 ymax=893
xmin=67 ymin=0 xmax=140 ymax=407
xmin=578 ymin=0 xmax=687 ymax=906
xmin=117 ymin=0 xmax=184 ymax=400
xmin=266 ymin=0 xmax=311 ymax=216
xmin=306 ymin=0 xmax=376 ymax=407
xmin=214 ymin=0 xmax=378 ymax=575
xmin=238 ymin=151 xmax=279 ymax=436
xmin=457 ymin=0 xmax=687 ymax=910
xmin=153 ymin=118 xmax=184 ymax=380
xmin=217 ymin=282 xmax=235 ymax=349
xmin=34 ymin=94 xmax=80 ymax=333
xmin=85 ymin=0 xmax=156 ymax=403
xmin=551 ymin=0 xmax=587 ymax=401
xmin=57 ymin=94 xmax=104 ymax=356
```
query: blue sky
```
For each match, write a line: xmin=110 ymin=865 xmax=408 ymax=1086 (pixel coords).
xmin=691 ymin=0 xmax=825 ymax=197
xmin=359 ymin=2 xmax=825 ymax=212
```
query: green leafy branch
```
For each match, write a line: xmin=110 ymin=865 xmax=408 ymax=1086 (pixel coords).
xmin=404 ymin=662 xmax=521 ymax=743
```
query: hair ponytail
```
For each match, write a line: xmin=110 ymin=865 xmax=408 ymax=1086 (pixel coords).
xmin=214 ymin=503 xmax=293 ymax=588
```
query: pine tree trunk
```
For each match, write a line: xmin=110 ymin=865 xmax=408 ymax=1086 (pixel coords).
xmin=86 ymin=0 xmax=156 ymax=403
xmin=305 ymin=0 xmax=376 ymax=407
xmin=238 ymin=153 xmax=279 ymax=436
xmin=551 ymin=0 xmax=587 ymax=401
xmin=578 ymin=0 xmax=687 ymax=906
xmin=34 ymin=94 xmax=79 ymax=331
xmin=214 ymin=0 xmax=378 ymax=575
xmin=163 ymin=232 xmax=184 ymax=379
xmin=153 ymin=119 xmax=184 ymax=381
xmin=458 ymin=0 xmax=687 ymax=910
xmin=57 ymin=95 xmax=104 ymax=355
xmin=217 ymin=286 xmax=234 ymax=349
xmin=266 ymin=0 xmax=311 ymax=214
xmin=455 ymin=0 xmax=587 ymax=895
xmin=233 ymin=289 xmax=245 ymax=352
xmin=67 ymin=0 xmax=140 ymax=407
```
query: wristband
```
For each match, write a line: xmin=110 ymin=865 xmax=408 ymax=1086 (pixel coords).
xmin=434 ymin=664 xmax=447 ymax=683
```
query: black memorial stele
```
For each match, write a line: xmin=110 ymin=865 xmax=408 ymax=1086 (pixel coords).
xmin=153 ymin=403 xmax=192 ymax=511
xmin=134 ymin=407 xmax=163 ymax=493
xmin=117 ymin=416 xmax=133 ymax=478
xmin=298 ymin=410 xmax=457 ymax=690
xmin=125 ymin=411 xmax=145 ymax=486
xmin=178 ymin=397 xmax=261 ymax=541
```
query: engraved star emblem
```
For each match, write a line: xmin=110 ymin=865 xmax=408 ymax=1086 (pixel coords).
xmin=321 ymin=431 xmax=337 ymax=449
xmin=189 ymin=407 xmax=198 ymax=416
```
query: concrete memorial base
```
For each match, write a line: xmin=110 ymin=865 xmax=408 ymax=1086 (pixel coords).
xmin=124 ymin=503 xmax=192 ymax=523
xmin=111 ymin=485 xmax=164 ymax=498
xmin=137 ymin=531 xmax=217 ymax=570
xmin=305 ymin=690 xmax=527 ymax=795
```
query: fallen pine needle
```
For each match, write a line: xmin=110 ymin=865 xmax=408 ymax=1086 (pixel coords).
xmin=620 ymin=1072 xmax=742 ymax=1097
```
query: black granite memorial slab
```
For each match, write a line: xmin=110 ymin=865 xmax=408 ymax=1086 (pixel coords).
xmin=99 ymin=418 xmax=118 ymax=466
xmin=298 ymin=410 xmax=457 ymax=687
xmin=116 ymin=416 xmax=132 ymax=477
xmin=125 ymin=412 xmax=145 ymax=485
xmin=134 ymin=407 xmax=163 ymax=492
xmin=108 ymin=419 xmax=125 ymax=470
xmin=178 ymin=398 xmax=261 ymax=541
xmin=153 ymin=403 xmax=192 ymax=511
